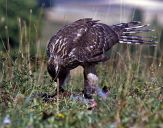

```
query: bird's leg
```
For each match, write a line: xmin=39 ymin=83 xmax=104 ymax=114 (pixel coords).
xmin=83 ymin=65 xmax=97 ymax=99
xmin=69 ymin=65 xmax=109 ymax=108
xmin=83 ymin=65 xmax=109 ymax=106
xmin=82 ymin=65 xmax=98 ymax=108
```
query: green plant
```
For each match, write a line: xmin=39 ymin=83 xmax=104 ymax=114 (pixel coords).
xmin=0 ymin=0 xmax=42 ymax=50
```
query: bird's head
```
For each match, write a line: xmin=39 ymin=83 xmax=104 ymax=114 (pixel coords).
xmin=47 ymin=55 xmax=62 ymax=80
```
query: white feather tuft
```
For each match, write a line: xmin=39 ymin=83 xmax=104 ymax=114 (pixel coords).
xmin=87 ymin=73 xmax=98 ymax=85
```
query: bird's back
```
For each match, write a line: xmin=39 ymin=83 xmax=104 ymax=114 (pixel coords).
xmin=47 ymin=18 xmax=119 ymax=68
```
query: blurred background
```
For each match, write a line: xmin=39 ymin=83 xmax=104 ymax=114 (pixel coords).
xmin=0 ymin=0 xmax=163 ymax=49
xmin=0 ymin=0 xmax=163 ymax=54
xmin=0 ymin=0 xmax=163 ymax=75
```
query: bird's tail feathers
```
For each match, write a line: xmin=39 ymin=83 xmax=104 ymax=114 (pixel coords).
xmin=117 ymin=21 xmax=158 ymax=46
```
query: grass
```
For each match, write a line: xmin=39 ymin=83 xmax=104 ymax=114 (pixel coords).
xmin=0 ymin=20 xmax=163 ymax=128
xmin=0 ymin=43 xmax=163 ymax=128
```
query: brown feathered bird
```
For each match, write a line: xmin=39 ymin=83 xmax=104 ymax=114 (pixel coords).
xmin=46 ymin=18 xmax=156 ymax=104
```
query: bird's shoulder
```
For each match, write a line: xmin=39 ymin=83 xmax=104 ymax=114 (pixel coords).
xmin=47 ymin=18 xmax=99 ymax=58
xmin=50 ymin=18 xmax=99 ymax=43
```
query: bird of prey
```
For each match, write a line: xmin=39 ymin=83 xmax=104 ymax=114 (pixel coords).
xmin=46 ymin=18 xmax=156 ymax=106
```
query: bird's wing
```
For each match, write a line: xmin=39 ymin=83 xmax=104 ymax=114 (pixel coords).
xmin=47 ymin=18 xmax=98 ymax=59
xmin=72 ymin=22 xmax=119 ymax=63
xmin=47 ymin=18 xmax=118 ymax=64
